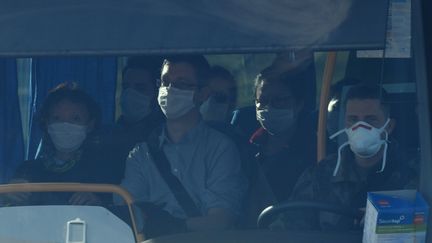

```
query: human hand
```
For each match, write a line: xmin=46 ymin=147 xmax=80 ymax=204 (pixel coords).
xmin=1 ymin=179 xmax=31 ymax=205
xmin=1 ymin=192 xmax=31 ymax=205
xmin=69 ymin=192 xmax=101 ymax=205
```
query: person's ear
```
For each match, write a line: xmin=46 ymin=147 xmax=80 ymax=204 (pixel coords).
xmin=385 ymin=118 xmax=396 ymax=135
xmin=194 ymin=86 xmax=211 ymax=105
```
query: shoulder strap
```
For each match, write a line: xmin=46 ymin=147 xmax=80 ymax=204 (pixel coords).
xmin=146 ymin=131 xmax=201 ymax=218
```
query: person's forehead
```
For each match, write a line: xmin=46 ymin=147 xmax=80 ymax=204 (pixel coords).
xmin=345 ymin=98 xmax=384 ymax=116
xmin=161 ymin=62 xmax=198 ymax=82
xmin=123 ymin=68 xmax=152 ymax=83
xmin=257 ymin=80 xmax=293 ymax=97
xmin=209 ymin=77 xmax=234 ymax=92
xmin=50 ymin=99 xmax=89 ymax=116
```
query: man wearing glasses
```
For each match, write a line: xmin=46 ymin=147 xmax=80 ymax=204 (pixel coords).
xmin=245 ymin=67 xmax=316 ymax=224
xmin=117 ymin=55 xmax=247 ymax=237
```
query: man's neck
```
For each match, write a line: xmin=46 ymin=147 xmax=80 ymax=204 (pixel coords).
xmin=354 ymin=147 xmax=385 ymax=170
xmin=54 ymin=150 xmax=75 ymax=161
xmin=166 ymin=108 xmax=200 ymax=143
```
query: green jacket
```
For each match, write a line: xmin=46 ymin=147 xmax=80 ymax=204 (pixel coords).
xmin=270 ymin=144 xmax=418 ymax=231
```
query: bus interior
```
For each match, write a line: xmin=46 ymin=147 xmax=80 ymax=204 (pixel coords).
xmin=0 ymin=0 xmax=431 ymax=242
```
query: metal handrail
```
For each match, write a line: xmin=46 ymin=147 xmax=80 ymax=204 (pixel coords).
xmin=0 ymin=183 xmax=144 ymax=242
xmin=317 ymin=52 xmax=337 ymax=162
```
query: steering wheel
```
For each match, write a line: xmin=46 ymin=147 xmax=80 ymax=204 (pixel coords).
xmin=257 ymin=200 xmax=363 ymax=229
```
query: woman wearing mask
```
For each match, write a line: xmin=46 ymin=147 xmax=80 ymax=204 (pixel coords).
xmin=4 ymin=83 xmax=105 ymax=205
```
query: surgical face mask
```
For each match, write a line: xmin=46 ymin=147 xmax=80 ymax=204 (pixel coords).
xmin=330 ymin=119 xmax=390 ymax=176
xmin=120 ymin=88 xmax=152 ymax=123
xmin=47 ymin=122 xmax=88 ymax=153
xmin=256 ymin=107 xmax=296 ymax=135
xmin=158 ymin=86 xmax=195 ymax=119
xmin=200 ymin=97 xmax=231 ymax=122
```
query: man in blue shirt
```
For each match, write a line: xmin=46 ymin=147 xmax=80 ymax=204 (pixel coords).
xmin=117 ymin=55 xmax=247 ymax=235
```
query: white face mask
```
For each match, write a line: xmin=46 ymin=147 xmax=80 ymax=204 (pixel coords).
xmin=158 ymin=86 xmax=195 ymax=119
xmin=330 ymin=119 xmax=390 ymax=176
xmin=120 ymin=88 xmax=152 ymax=123
xmin=200 ymin=97 xmax=231 ymax=122
xmin=47 ymin=122 xmax=88 ymax=153
xmin=256 ymin=107 xmax=296 ymax=135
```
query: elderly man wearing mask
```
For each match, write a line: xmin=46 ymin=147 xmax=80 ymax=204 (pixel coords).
xmin=244 ymin=67 xmax=317 ymax=225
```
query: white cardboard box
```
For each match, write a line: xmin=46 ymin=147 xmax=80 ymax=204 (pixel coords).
xmin=363 ymin=190 xmax=429 ymax=243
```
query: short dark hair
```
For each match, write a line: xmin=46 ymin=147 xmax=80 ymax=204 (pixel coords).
xmin=39 ymin=82 xmax=101 ymax=130
xmin=209 ymin=65 xmax=235 ymax=83
xmin=330 ymin=77 xmax=362 ymax=100
xmin=122 ymin=56 xmax=164 ymax=81
xmin=209 ymin=65 xmax=237 ymax=100
xmin=254 ymin=67 xmax=309 ymax=101
xmin=162 ymin=55 xmax=211 ymax=86
xmin=345 ymin=84 xmax=391 ymax=116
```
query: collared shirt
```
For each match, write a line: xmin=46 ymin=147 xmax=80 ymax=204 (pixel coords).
xmin=117 ymin=121 xmax=247 ymax=219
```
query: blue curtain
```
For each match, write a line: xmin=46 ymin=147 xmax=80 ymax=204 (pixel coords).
xmin=27 ymin=57 xmax=118 ymax=159
xmin=0 ymin=59 xmax=24 ymax=183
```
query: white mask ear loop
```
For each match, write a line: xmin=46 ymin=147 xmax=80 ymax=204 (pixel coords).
xmin=376 ymin=131 xmax=389 ymax=173
xmin=333 ymin=142 xmax=349 ymax=176
xmin=329 ymin=128 xmax=346 ymax=140
xmin=382 ymin=118 xmax=391 ymax=130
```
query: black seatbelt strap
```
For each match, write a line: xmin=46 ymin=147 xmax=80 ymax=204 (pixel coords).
xmin=146 ymin=132 xmax=201 ymax=218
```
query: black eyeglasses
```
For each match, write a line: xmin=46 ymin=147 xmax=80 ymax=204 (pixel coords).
xmin=157 ymin=79 xmax=200 ymax=91
xmin=255 ymin=95 xmax=295 ymax=109
xmin=212 ymin=92 xmax=235 ymax=103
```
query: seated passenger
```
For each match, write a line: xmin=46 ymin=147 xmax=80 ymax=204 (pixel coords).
xmin=104 ymin=56 xmax=165 ymax=183
xmin=199 ymin=65 xmax=247 ymax=153
xmin=116 ymin=55 xmax=247 ymax=237
xmin=326 ymin=77 xmax=362 ymax=153
xmin=3 ymin=83 xmax=110 ymax=205
xmin=250 ymin=68 xmax=316 ymax=198
xmin=271 ymin=84 xmax=418 ymax=230
xmin=231 ymin=105 xmax=261 ymax=141
xmin=200 ymin=65 xmax=237 ymax=124
xmin=243 ymin=68 xmax=317 ymax=226
xmin=118 ymin=56 xmax=165 ymax=130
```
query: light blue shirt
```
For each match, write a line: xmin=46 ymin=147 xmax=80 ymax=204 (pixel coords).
xmin=117 ymin=121 xmax=247 ymax=219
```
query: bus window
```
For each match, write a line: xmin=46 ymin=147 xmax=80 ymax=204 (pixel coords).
xmin=0 ymin=0 xmax=431 ymax=242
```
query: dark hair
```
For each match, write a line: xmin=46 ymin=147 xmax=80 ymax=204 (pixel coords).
xmin=254 ymin=67 xmax=309 ymax=101
xmin=209 ymin=65 xmax=237 ymax=101
xmin=330 ymin=77 xmax=362 ymax=100
xmin=39 ymin=82 xmax=101 ymax=130
xmin=345 ymin=84 xmax=391 ymax=116
xmin=162 ymin=55 xmax=211 ymax=86
xmin=209 ymin=65 xmax=235 ymax=83
xmin=122 ymin=56 xmax=164 ymax=82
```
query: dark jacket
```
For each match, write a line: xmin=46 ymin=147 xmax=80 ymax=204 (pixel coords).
xmin=12 ymin=137 xmax=116 ymax=204
xmin=249 ymin=112 xmax=317 ymax=202
xmin=271 ymin=143 xmax=418 ymax=230
xmin=242 ymin=113 xmax=317 ymax=227
xmin=101 ymin=110 xmax=165 ymax=183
